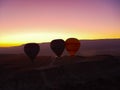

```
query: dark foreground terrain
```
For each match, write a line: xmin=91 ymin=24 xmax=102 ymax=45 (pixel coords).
xmin=0 ymin=54 xmax=120 ymax=90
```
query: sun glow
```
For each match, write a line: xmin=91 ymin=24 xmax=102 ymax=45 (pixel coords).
xmin=1 ymin=31 xmax=120 ymax=47
xmin=0 ymin=32 xmax=72 ymax=47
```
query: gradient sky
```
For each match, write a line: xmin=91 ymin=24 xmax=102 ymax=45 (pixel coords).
xmin=0 ymin=0 xmax=120 ymax=47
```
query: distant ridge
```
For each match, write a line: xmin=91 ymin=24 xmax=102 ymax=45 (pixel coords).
xmin=0 ymin=39 xmax=120 ymax=56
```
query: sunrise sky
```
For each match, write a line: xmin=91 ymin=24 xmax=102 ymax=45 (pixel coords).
xmin=0 ymin=0 xmax=120 ymax=47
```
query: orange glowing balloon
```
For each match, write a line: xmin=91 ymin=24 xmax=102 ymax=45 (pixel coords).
xmin=65 ymin=38 xmax=80 ymax=56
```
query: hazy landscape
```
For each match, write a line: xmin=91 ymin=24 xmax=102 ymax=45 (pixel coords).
xmin=0 ymin=39 xmax=120 ymax=90
xmin=1 ymin=39 xmax=120 ymax=56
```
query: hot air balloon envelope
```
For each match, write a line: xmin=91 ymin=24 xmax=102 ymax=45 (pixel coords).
xmin=65 ymin=38 xmax=80 ymax=56
xmin=24 ymin=43 xmax=40 ymax=62
xmin=50 ymin=39 xmax=65 ymax=57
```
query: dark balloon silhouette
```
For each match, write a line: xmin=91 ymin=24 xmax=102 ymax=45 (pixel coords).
xmin=65 ymin=38 xmax=80 ymax=56
xmin=24 ymin=43 xmax=40 ymax=62
xmin=50 ymin=39 xmax=65 ymax=57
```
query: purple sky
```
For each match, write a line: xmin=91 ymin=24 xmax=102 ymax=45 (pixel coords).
xmin=0 ymin=0 xmax=120 ymax=47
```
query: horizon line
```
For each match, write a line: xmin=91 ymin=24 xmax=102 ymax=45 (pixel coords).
xmin=0 ymin=38 xmax=120 ymax=48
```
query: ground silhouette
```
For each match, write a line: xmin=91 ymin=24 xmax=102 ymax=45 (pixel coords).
xmin=0 ymin=54 xmax=120 ymax=90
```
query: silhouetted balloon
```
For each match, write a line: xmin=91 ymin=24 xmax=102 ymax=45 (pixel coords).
xmin=24 ymin=43 xmax=40 ymax=62
xmin=65 ymin=38 xmax=80 ymax=56
xmin=50 ymin=39 xmax=65 ymax=57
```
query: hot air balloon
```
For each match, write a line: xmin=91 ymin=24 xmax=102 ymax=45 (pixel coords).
xmin=65 ymin=38 xmax=80 ymax=56
xmin=50 ymin=39 xmax=65 ymax=57
xmin=24 ymin=43 xmax=40 ymax=62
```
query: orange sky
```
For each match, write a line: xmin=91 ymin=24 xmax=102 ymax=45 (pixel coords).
xmin=0 ymin=0 xmax=120 ymax=47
